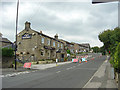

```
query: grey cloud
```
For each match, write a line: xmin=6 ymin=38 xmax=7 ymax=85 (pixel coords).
xmin=1 ymin=2 xmax=118 ymax=47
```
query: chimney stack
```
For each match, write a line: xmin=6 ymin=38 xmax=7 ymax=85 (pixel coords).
xmin=25 ymin=21 xmax=31 ymax=30
xmin=40 ymin=31 xmax=42 ymax=34
xmin=54 ymin=34 xmax=58 ymax=39
xmin=0 ymin=33 xmax=2 ymax=37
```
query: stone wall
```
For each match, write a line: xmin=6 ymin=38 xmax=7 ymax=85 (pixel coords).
xmin=2 ymin=56 xmax=14 ymax=68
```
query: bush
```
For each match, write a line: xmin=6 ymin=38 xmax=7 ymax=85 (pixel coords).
xmin=2 ymin=48 xmax=14 ymax=57
xmin=111 ymin=42 xmax=120 ymax=71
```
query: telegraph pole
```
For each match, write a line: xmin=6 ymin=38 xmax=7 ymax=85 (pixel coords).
xmin=15 ymin=0 xmax=19 ymax=70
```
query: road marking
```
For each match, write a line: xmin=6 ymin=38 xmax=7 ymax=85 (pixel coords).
xmin=66 ymin=68 xmax=70 ymax=70
xmin=0 ymin=75 xmax=4 ymax=78
xmin=72 ymin=66 xmax=76 ymax=68
xmin=77 ymin=63 xmax=83 ymax=66
xmin=66 ymin=67 xmax=73 ymax=70
xmin=76 ymin=68 xmax=97 ymax=70
xmin=1 ymin=71 xmax=32 ymax=78
xmin=56 ymin=71 xmax=61 ymax=73
xmin=32 ymin=71 xmax=36 ymax=72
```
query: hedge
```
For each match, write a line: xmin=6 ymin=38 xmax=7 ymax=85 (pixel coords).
xmin=1 ymin=48 xmax=14 ymax=57
xmin=110 ymin=42 xmax=120 ymax=70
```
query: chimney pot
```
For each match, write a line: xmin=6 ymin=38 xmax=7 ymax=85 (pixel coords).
xmin=54 ymin=34 xmax=58 ymax=39
xmin=25 ymin=21 xmax=31 ymax=30
xmin=40 ymin=31 xmax=42 ymax=34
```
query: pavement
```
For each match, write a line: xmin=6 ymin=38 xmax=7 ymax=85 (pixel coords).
xmin=1 ymin=61 xmax=72 ymax=75
xmin=31 ymin=61 xmax=72 ymax=70
xmin=83 ymin=59 xmax=118 ymax=89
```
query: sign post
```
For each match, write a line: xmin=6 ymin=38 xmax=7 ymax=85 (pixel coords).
xmin=56 ymin=59 xmax=58 ymax=66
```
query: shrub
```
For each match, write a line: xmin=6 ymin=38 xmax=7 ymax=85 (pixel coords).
xmin=112 ymin=42 xmax=120 ymax=71
xmin=2 ymin=48 xmax=14 ymax=57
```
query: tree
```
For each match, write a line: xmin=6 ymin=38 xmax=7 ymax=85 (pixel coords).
xmin=98 ymin=29 xmax=113 ymax=52
xmin=91 ymin=46 xmax=100 ymax=53
xmin=99 ymin=46 xmax=106 ymax=55
xmin=98 ymin=27 xmax=120 ymax=55
xmin=67 ymin=49 xmax=70 ymax=54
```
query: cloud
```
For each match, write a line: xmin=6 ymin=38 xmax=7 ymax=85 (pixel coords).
xmin=0 ymin=1 xmax=118 ymax=47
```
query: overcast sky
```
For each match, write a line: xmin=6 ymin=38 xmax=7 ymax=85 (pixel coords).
xmin=0 ymin=0 xmax=118 ymax=47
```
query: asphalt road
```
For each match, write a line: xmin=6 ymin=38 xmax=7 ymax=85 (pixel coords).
xmin=2 ymin=55 xmax=106 ymax=88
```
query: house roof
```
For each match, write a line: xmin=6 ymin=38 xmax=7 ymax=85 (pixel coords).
xmin=79 ymin=43 xmax=90 ymax=48
xmin=59 ymin=39 xmax=74 ymax=45
xmin=0 ymin=38 xmax=12 ymax=44
xmin=19 ymin=28 xmax=64 ymax=44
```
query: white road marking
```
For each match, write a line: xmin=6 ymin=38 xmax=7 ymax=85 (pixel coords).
xmin=0 ymin=75 xmax=4 ymax=78
xmin=72 ymin=66 xmax=76 ymax=68
xmin=32 ymin=71 xmax=36 ymax=72
xmin=2 ymin=71 xmax=32 ymax=78
xmin=56 ymin=71 xmax=61 ymax=73
xmin=66 ymin=67 xmax=73 ymax=70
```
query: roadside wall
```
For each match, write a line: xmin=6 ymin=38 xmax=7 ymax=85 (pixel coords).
xmin=2 ymin=56 xmax=14 ymax=68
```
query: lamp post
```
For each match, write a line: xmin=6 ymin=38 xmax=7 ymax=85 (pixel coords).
xmin=15 ymin=0 xmax=19 ymax=70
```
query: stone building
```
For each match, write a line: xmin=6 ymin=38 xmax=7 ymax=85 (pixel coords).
xmin=60 ymin=39 xmax=90 ymax=54
xmin=0 ymin=33 xmax=13 ymax=48
xmin=17 ymin=21 xmax=67 ymax=62
xmin=79 ymin=43 xmax=90 ymax=52
xmin=60 ymin=39 xmax=74 ymax=54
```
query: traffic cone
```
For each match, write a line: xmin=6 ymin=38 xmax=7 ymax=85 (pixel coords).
xmin=85 ymin=60 xmax=87 ymax=62
xmin=79 ymin=61 xmax=81 ymax=63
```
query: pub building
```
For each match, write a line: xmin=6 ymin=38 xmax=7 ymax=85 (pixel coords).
xmin=16 ymin=21 xmax=67 ymax=62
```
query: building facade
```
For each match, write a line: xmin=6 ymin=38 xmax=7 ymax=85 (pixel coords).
xmin=17 ymin=21 xmax=67 ymax=62
xmin=0 ymin=33 xmax=13 ymax=48
xmin=60 ymin=39 xmax=90 ymax=54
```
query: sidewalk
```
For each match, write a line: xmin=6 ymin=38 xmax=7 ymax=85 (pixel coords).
xmin=1 ymin=61 xmax=72 ymax=75
xmin=83 ymin=59 xmax=118 ymax=89
xmin=31 ymin=61 xmax=72 ymax=70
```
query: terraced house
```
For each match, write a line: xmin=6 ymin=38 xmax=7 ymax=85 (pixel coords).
xmin=17 ymin=21 xmax=67 ymax=62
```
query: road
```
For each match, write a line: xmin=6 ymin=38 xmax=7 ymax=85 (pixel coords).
xmin=2 ymin=55 xmax=106 ymax=88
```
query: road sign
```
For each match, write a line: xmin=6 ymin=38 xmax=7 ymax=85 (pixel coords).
xmin=82 ymin=58 xmax=86 ymax=61
xmin=24 ymin=62 xmax=31 ymax=68
xmin=72 ymin=59 xmax=78 ymax=62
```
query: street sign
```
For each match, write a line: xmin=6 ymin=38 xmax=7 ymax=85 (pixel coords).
xmin=72 ymin=59 xmax=78 ymax=62
xmin=24 ymin=62 xmax=31 ymax=68
xmin=82 ymin=58 xmax=86 ymax=61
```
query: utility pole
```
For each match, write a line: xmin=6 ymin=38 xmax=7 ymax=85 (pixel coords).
xmin=15 ymin=0 xmax=19 ymax=70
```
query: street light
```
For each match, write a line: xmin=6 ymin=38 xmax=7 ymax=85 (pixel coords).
xmin=15 ymin=0 xmax=19 ymax=70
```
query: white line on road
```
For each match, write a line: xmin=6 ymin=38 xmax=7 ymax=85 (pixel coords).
xmin=56 ymin=71 xmax=61 ymax=73
xmin=72 ymin=66 xmax=76 ymax=68
xmin=66 ymin=68 xmax=70 ymax=70
xmin=66 ymin=67 xmax=73 ymax=70
xmin=0 ymin=75 xmax=5 ymax=78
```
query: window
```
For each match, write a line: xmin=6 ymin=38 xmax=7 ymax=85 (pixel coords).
xmin=53 ymin=41 xmax=55 ymax=47
xmin=70 ymin=45 xmax=73 ymax=47
xmin=58 ymin=43 xmax=59 ymax=47
xmin=41 ymin=37 xmax=44 ymax=44
xmin=47 ymin=39 xmax=50 ymax=45
xmin=41 ymin=50 xmax=44 ymax=56
xmin=61 ymin=43 xmax=63 ymax=49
